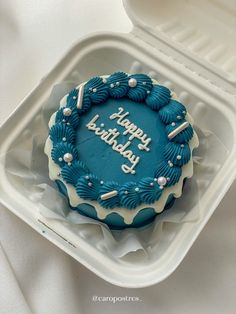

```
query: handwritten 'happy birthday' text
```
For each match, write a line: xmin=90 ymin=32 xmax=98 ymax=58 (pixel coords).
xmin=86 ymin=107 xmax=152 ymax=175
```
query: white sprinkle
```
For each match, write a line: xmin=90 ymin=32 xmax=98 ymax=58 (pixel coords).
xmin=143 ymin=82 xmax=146 ymax=85
xmin=62 ymin=137 xmax=66 ymax=141
xmin=128 ymin=78 xmax=137 ymax=88
xmin=100 ymin=180 xmax=104 ymax=185
xmin=177 ymin=155 xmax=182 ymax=160
xmin=62 ymin=119 xmax=66 ymax=122
xmin=102 ymin=78 xmax=107 ymax=83
xmin=154 ymin=178 xmax=158 ymax=182
xmin=57 ymin=172 xmax=61 ymax=176
xmin=101 ymin=190 xmax=118 ymax=200
xmin=150 ymin=182 xmax=154 ymax=186
xmin=68 ymin=162 xmax=72 ymax=166
xmin=116 ymin=82 xmax=120 ymax=86
xmin=73 ymin=96 xmax=77 ymax=100
xmin=183 ymin=110 xmax=186 ymax=114
xmin=58 ymin=157 xmax=63 ymax=162
xmin=159 ymin=186 xmax=164 ymax=190
xmin=181 ymin=144 xmax=184 ymax=148
xmin=100 ymin=123 xmax=105 ymax=127
xmin=66 ymin=122 xmax=70 ymax=125
xmin=124 ymin=190 xmax=128 ymax=195
xmin=85 ymin=175 xmax=90 ymax=180
xmin=92 ymin=88 xmax=97 ymax=93
xmin=177 ymin=115 xmax=182 ymax=119
xmin=135 ymin=187 xmax=139 ymax=192
xmin=147 ymin=90 xmax=150 ymax=94
xmin=171 ymin=122 xmax=176 ymax=126
xmin=110 ymin=83 xmax=114 ymax=88
xmin=168 ymin=122 xmax=189 ymax=140
xmin=89 ymin=87 xmax=92 ymax=91
xmin=167 ymin=177 xmax=170 ymax=181
xmin=88 ymin=182 xmax=92 ymax=187
xmin=168 ymin=160 xmax=173 ymax=167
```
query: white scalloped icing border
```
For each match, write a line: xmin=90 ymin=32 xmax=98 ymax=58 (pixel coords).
xmin=44 ymin=78 xmax=199 ymax=225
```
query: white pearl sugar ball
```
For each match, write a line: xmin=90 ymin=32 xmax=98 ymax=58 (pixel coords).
xmin=63 ymin=153 xmax=73 ymax=163
xmin=128 ymin=78 xmax=137 ymax=88
xmin=63 ymin=108 xmax=72 ymax=116
xmin=157 ymin=176 xmax=167 ymax=186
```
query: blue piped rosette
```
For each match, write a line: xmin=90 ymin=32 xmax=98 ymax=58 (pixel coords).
xmin=45 ymin=72 xmax=199 ymax=227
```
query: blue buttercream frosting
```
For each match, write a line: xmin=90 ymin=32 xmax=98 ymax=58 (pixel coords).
xmin=76 ymin=174 xmax=102 ymax=200
xmin=164 ymin=142 xmax=191 ymax=166
xmin=65 ymin=87 xmax=91 ymax=115
xmin=51 ymin=142 xmax=78 ymax=167
xmin=127 ymin=74 xmax=153 ymax=102
xmin=119 ymin=182 xmax=141 ymax=209
xmin=159 ymin=99 xmax=186 ymax=124
xmin=48 ymin=72 xmax=195 ymax=217
xmin=145 ymin=85 xmax=171 ymax=110
xmin=49 ymin=123 xmax=75 ymax=144
xmin=138 ymin=177 xmax=163 ymax=204
xmin=154 ymin=161 xmax=182 ymax=186
xmin=66 ymin=89 xmax=78 ymax=108
xmin=99 ymin=181 xmax=121 ymax=209
xmin=55 ymin=179 xmax=176 ymax=229
xmin=166 ymin=121 xmax=194 ymax=144
xmin=55 ymin=107 xmax=80 ymax=129
xmin=84 ymin=77 xmax=109 ymax=104
xmin=107 ymin=72 xmax=129 ymax=98
xmin=61 ymin=160 xmax=89 ymax=185
xmin=77 ymin=93 xmax=91 ymax=115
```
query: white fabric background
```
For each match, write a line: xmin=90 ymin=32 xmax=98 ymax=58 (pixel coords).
xmin=0 ymin=1 xmax=236 ymax=313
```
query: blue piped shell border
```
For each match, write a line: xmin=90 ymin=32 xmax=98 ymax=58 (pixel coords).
xmin=49 ymin=72 xmax=194 ymax=210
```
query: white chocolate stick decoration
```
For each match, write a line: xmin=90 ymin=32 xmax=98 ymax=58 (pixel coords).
xmin=76 ymin=85 xmax=84 ymax=109
xmin=100 ymin=190 xmax=118 ymax=200
xmin=168 ymin=122 xmax=189 ymax=140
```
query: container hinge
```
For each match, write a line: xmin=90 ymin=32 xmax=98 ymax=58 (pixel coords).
xmin=131 ymin=27 xmax=236 ymax=99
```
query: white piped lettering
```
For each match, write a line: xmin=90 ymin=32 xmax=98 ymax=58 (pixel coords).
xmin=110 ymin=107 xmax=151 ymax=152
xmin=86 ymin=107 xmax=152 ymax=175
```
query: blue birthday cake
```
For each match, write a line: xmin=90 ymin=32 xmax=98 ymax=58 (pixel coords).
xmin=45 ymin=72 xmax=199 ymax=229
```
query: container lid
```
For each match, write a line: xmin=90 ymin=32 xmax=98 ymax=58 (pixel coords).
xmin=124 ymin=0 xmax=236 ymax=95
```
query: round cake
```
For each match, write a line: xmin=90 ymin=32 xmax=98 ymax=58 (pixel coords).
xmin=44 ymin=72 xmax=199 ymax=229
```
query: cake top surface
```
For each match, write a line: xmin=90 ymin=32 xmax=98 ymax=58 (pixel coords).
xmin=75 ymin=97 xmax=168 ymax=184
xmin=47 ymin=72 xmax=195 ymax=211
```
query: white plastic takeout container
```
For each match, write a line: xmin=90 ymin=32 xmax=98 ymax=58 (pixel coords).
xmin=0 ymin=0 xmax=236 ymax=287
